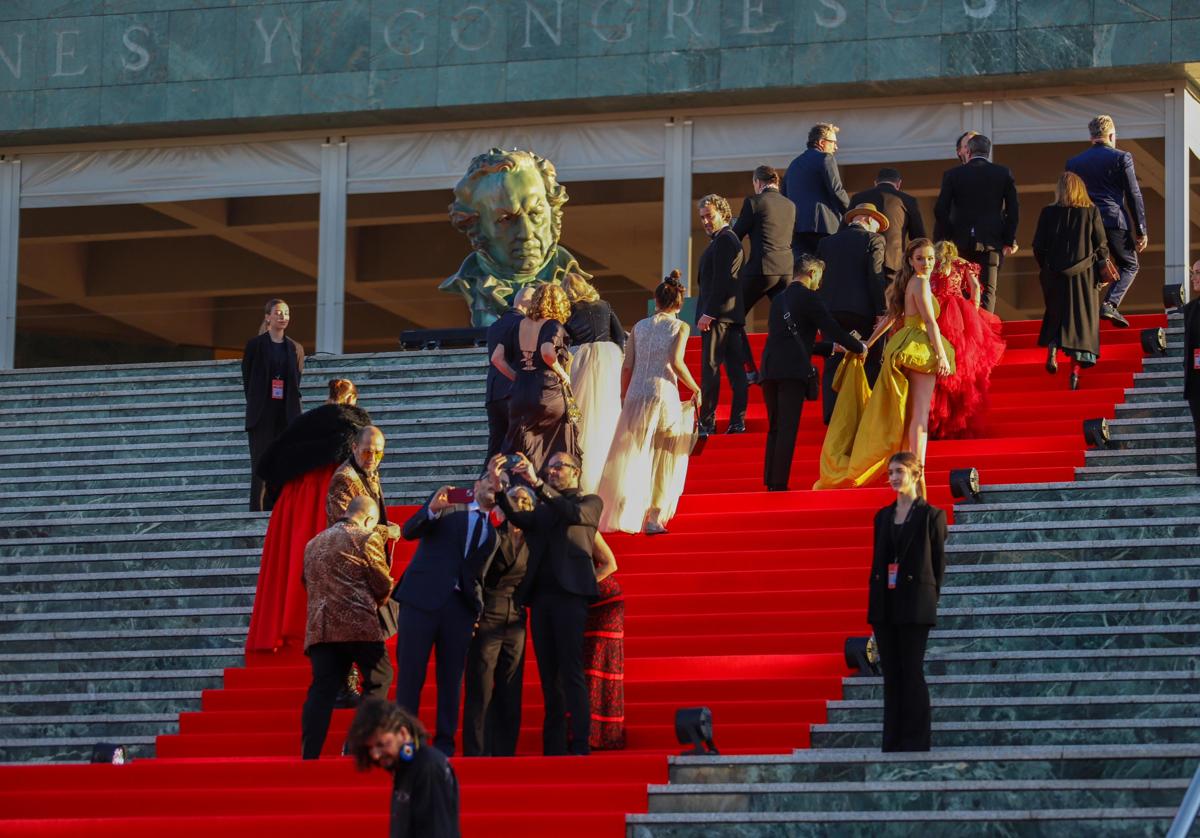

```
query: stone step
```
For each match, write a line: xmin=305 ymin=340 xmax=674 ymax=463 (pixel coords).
xmin=1114 ymin=402 xmax=1191 ymax=420
xmin=2 ymin=694 xmax=202 ymax=716
xmin=807 ymin=717 xmax=1200 ymax=748
xmin=0 ymin=531 xmax=264 ymax=558
xmin=1105 ymin=432 xmax=1198 ymax=450
xmin=0 ymin=511 xmax=269 ymax=537
xmin=840 ymin=670 xmax=1200 ymax=701
xmin=0 ymin=596 xmax=255 ymax=627
xmin=973 ymin=476 xmax=1200 ymax=505
xmin=0 ymin=567 xmax=258 ymax=595
xmin=923 ymin=646 xmax=1200 ymax=677
xmin=0 ymin=713 xmax=181 ymax=743
xmin=0 ymin=669 xmax=224 ymax=696
xmin=0 ymin=548 xmax=261 ymax=576
xmin=0 ymin=626 xmax=248 ymax=656
xmin=0 ymin=498 xmax=248 ymax=520
xmin=0 ymin=647 xmax=243 ymax=676
xmin=1082 ymin=447 xmax=1196 ymax=467
xmin=0 ymin=738 xmax=157 ymax=763
xmin=947 ymin=557 xmax=1200 ymax=587
xmin=824 ymin=693 xmax=1200 ymax=725
xmin=1124 ymin=386 xmax=1192 ymax=404
xmin=937 ymin=595 xmax=1200 ymax=626
xmin=947 ymin=516 xmax=1200 ymax=545
xmin=1075 ymin=463 xmax=1198 ymax=480
xmin=952 ymin=495 xmax=1199 ymax=525
xmin=923 ymin=624 xmax=1200 ymax=655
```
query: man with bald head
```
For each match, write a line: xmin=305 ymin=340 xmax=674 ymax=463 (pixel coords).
xmin=486 ymin=286 xmax=536 ymax=461
xmin=327 ymin=426 xmax=400 ymax=539
xmin=300 ymin=495 xmax=395 ymax=759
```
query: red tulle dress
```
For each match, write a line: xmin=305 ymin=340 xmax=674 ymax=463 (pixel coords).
xmin=928 ymin=259 xmax=1006 ymax=439
xmin=244 ymin=463 xmax=338 ymax=654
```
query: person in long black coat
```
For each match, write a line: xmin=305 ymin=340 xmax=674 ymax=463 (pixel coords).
xmin=867 ymin=452 xmax=947 ymax=753
xmin=1033 ymin=172 xmax=1110 ymax=391
xmin=1183 ymin=261 xmax=1200 ymax=477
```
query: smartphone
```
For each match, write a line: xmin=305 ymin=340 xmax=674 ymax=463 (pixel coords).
xmin=446 ymin=487 xmax=475 ymax=505
xmin=504 ymin=454 xmax=523 ymax=470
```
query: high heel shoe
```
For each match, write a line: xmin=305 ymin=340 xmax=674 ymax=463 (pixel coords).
xmin=1069 ymin=364 xmax=1080 ymax=391
xmin=1045 ymin=346 xmax=1058 ymax=375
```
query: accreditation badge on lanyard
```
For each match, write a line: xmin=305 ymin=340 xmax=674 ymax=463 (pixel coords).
xmin=1193 ymin=348 xmax=1200 ymax=370
xmin=887 ymin=563 xmax=899 ymax=589
xmin=271 ymin=378 xmax=285 ymax=400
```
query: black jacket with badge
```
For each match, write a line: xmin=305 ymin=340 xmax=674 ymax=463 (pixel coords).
xmin=867 ymin=499 xmax=947 ymax=627
xmin=388 ymin=738 xmax=460 ymax=838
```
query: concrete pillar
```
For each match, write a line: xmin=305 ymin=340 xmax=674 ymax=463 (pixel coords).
xmin=316 ymin=138 xmax=348 ymax=355
xmin=1164 ymin=91 xmax=1192 ymax=301
xmin=0 ymin=158 xmax=19 ymax=370
xmin=662 ymin=118 xmax=694 ymax=293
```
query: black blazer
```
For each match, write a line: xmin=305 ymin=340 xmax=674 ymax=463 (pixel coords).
xmin=241 ymin=332 xmax=304 ymax=431
xmin=395 ymin=498 xmax=500 ymax=618
xmin=483 ymin=524 xmax=531 ymax=598
xmin=849 ymin=183 xmax=926 ymax=279
xmin=760 ymin=282 xmax=866 ymax=382
xmin=486 ymin=308 xmax=523 ymax=404
xmin=933 ymin=157 xmax=1019 ymax=252
xmin=816 ymin=225 xmax=887 ymax=320
xmin=732 ymin=188 xmax=796 ymax=278
xmin=1184 ymin=298 xmax=1200 ymax=402
xmin=782 ymin=148 xmax=850 ymax=235
xmin=867 ymin=499 xmax=947 ymax=627
xmin=696 ymin=227 xmax=745 ymax=325
xmin=496 ymin=482 xmax=601 ymax=605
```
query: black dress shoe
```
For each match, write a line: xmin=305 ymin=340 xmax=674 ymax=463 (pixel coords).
xmin=766 ymin=485 xmax=789 ymax=492
xmin=725 ymin=422 xmax=746 ymax=434
xmin=1100 ymin=303 xmax=1129 ymax=328
xmin=1069 ymin=370 xmax=1080 ymax=391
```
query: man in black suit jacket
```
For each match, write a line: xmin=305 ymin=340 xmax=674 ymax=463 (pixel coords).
xmin=759 ymin=255 xmax=866 ymax=491
xmin=394 ymin=470 xmax=502 ymax=756
xmin=496 ymin=451 xmax=601 ymax=756
xmin=782 ymin=123 xmax=850 ymax=259
xmin=241 ymin=298 xmax=304 ymax=512
xmin=816 ymin=203 xmax=888 ymax=423
xmin=695 ymin=193 xmax=749 ymax=435
xmin=1184 ymin=261 xmax=1200 ymax=477
xmin=733 ymin=164 xmax=797 ymax=316
xmin=933 ymin=133 xmax=1019 ymax=313
xmin=850 ymin=168 xmax=926 ymax=284
xmin=462 ymin=472 xmax=533 ymax=757
xmin=485 ymin=287 xmax=534 ymax=462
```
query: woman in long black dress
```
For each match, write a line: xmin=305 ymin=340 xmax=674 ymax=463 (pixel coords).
xmin=491 ymin=283 xmax=578 ymax=472
xmin=1033 ymin=171 xmax=1110 ymax=391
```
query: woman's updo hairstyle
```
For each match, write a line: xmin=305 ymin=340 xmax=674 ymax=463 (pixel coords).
xmin=655 ymin=270 xmax=686 ymax=312
xmin=327 ymin=378 xmax=357 ymax=405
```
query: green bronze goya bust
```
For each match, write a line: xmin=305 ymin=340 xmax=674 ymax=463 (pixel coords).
xmin=442 ymin=147 xmax=591 ymax=326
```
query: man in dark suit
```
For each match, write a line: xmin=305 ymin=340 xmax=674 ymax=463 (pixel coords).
xmin=496 ymin=451 xmax=601 ymax=756
xmin=733 ymin=164 xmax=797 ymax=316
xmin=851 ymin=168 xmax=926 ymax=284
xmin=462 ymin=473 xmax=533 ymax=757
xmin=816 ymin=203 xmax=888 ymax=423
xmin=394 ymin=469 xmax=502 ymax=756
xmin=933 ymin=133 xmax=1019 ymax=314
xmin=1184 ymin=261 xmax=1200 ymax=477
xmin=759 ymin=254 xmax=866 ymax=491
xmin=241 ymin=298 xmax=304 ymax=511
xmin=485 ymin=287 xmax=535 ymax=461
xmin=695 ymin=193 xmax=749 ymax=435
xmin=1066 ymin=114 xmax=1149 ymax=328
xmin=782 ymin=123 xmax=850 ymax=259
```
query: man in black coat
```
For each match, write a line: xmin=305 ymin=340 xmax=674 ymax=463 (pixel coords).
xmin=933 ymin=133 xmax=1019 ymax=314
xmin=733 ymin=164 xmax=797 ymax=316
xmin=241 ymin=298 xmax=304 ymax=511
xmin=850 ymin=168 xmax=926 ymax=284
xmin=485 ymin=287 xmax=535 ymax=461
xmin=759 ymin=254 xmax=866 ymax=491
xmin=695 ymin=193 xmax=749 ymax=436
xmin=394 ymin=470 xmax=502 ymax=757
xmin=496 ymin=451 xmax=601 ymax=756
xmin=1184 ymin=261 xmax=1200 ymax=477
xmin=782 ymin=123 xmax=850 ymax=259
xmin=816 ymin=203 xmax=889 ymax=423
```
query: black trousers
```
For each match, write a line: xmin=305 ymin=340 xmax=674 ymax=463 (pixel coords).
xmin=762 ymin=379 xmax=806 ymax=490
xmin=701 ymin=322 xmax=748 ymax=429
xmin=742 ymin=273 xmax=787 ymax=319
xmin=1189 ymin=397 xmax=1200 ymax=476
xmin=395 ymin=596 xmax=476 ymax=757
xmin=246 ymin=398 xmax=288 ymax=512
xmin=821 ymin=312 xmax=882 ymax=424
xmin=791 ymin=231 xmax=825 ymax=260
xmin=871 ymin=623 xmax=932 ymax=752
xmin=1104 ymin=226 xmax=1139 ymax=308
xmin=462 ymin=593 xmax=527 ymax=757
xmin=529 ymin=588 xmax=591 ymax=755
xmin=301 ymin=641 xmax=392 ymax=759
xmin=485 ymin=398 xmax=510 ymax=463
xmin=962 ymin=247 xmax=1004 ymax=314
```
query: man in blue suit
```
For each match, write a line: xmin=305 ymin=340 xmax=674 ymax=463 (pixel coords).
xmin=782 ymin=123 xmax=850 ymax=260
xmin=394 ymin=470 xmax=502 ymax=756
xmin=1066 ymin=114 xmax=1148 ymax=328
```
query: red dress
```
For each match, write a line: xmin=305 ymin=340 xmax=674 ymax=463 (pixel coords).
xmin=928 ymin=259 xmax=1006 ymax=439
xmin=584 ymin=575 xmax=625 ymax=750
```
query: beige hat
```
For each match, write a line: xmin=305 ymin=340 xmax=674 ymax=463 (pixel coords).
xmin=844 ymin=202 xmax=889 ymax=232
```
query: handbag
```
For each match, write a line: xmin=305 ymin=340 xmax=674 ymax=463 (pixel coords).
xmin=1098 ymin=257 xmax=1119 ymax=286
xmin=562 ymin=379 xmax=583 ymax=425
xmin=783 ymin=308 xmax=822 ymax=401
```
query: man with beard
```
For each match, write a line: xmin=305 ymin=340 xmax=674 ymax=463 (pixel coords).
xmin=695 ymin=193 xmax=749 ymax=436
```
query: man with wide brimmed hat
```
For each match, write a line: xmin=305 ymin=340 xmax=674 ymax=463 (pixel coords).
xmin=815 ymin=202 xmax=889 ymax=423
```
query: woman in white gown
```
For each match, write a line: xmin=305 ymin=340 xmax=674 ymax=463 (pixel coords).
xmin=598 ymin=272 xmax=701 ymax=535
xmin=563 ymin=273 xmax=626 ymax=494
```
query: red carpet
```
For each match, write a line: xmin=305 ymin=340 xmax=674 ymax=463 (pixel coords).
xmin=0 ymin=314 xmax=1164 ymax=837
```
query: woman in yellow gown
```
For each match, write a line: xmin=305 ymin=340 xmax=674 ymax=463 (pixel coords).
xmin=815 ymin=238 xmax=955 ymax=495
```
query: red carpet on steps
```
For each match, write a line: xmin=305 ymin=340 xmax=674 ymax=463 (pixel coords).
xmin=0 ymin=314 xmax=1165 ymax=837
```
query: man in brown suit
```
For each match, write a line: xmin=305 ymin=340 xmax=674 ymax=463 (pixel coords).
xmin=327 ymin=425 xmax=401 ymax=539
xmin=301 ymin=495 xmax=396 ymax=759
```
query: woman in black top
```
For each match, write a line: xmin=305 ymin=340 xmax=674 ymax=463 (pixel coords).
xmin=1033 ymin=172 xmax=1110 ymax=391
xmin=867 ymin=451 xmax=947 ymax=752
xmin=491 ymin=283 xmax=578 ymax=473
xmin=563 ymin=272 xmax=626 ymax=493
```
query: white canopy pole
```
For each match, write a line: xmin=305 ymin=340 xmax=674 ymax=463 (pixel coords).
xmin=316 ymin=139 xmax=348 ymax=355
xmin=662 ymin=118 xmax=693 ymax=293
xmin=1164 ymin=91 xmax=1192 ymax=300
xmin=0 ymin=158 xmax=19 ymax=370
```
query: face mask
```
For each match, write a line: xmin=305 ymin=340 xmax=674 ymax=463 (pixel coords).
xmin=399 ymin=741 xmax=416 ymax=762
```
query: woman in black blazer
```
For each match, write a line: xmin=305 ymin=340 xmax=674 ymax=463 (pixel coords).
xmin=867 ymin=451 xmax=947 ymax=752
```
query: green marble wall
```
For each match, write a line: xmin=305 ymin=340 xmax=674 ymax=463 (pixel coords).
xmin=0 ymin=1 xmax=1198 ymax=140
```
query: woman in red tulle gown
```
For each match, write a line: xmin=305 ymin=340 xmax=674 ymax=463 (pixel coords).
xmin=927 ymin=242 xmax=1006 ymax=439
xmin=245 ymin=379 xmax=372 ymax=654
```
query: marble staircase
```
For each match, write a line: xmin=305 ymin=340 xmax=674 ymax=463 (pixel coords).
xmin=628 ymin=313 xmax=1200 ymax=837
xmin=0 ymin=348 xmax=490 ymax=762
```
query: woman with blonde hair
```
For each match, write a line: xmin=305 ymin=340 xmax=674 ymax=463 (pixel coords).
xmin=491 ymin=283 xmax=578 ymax=471
xmin=1033 ymin=171 xmax=1110 ymax=390
xmin=815 ymin=238 xmax=954 ymax=496
xmin=562 ymin=272 xmax=626 ymax=493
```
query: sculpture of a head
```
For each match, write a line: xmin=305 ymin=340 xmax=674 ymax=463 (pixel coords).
xmin=449 ymin=148 xmax=568 ymax=279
